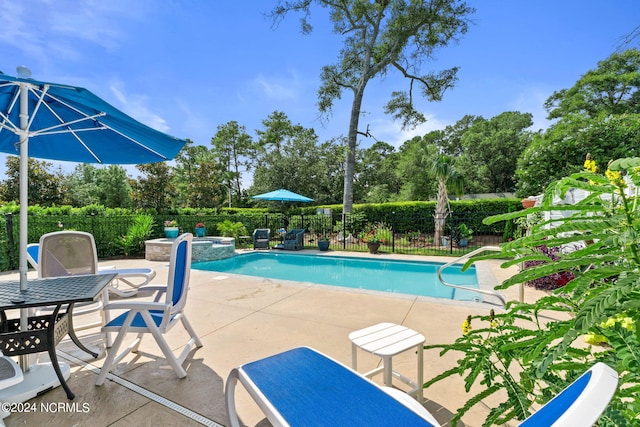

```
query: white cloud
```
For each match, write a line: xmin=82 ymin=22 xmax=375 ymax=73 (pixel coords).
xmin=0 ymin=0 xmax=147 ymax=64
xmin=361 ymin=115 xmax=451 ymax=149
xmin=50 ymin=9 xmax=123 ymax=53
xmin=0 ymin=2 xmax=46 ymax=59
xmin=174 ymin=99 xmax=210 ymax=143
xmin=109 ymin=80 xmax=170 ymax=133
xmin=510 ymin=87 xmax=553 ymax=131
xmin=250 ymin=71 xmax=300 ymax=100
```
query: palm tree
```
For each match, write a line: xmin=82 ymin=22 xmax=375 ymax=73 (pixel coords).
xmin=430 ymin=155 xmax=464 ymax=246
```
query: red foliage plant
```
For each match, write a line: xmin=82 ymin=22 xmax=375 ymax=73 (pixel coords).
xmin=523 ymin=245 xmax=575 ymax=291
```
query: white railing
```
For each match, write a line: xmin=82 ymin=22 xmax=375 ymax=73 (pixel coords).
xmin=437 ymin=246 xmax=507 ymax=307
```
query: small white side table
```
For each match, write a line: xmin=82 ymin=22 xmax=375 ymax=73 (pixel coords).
xmin=349 ymin=322 xmax=425 ymax=402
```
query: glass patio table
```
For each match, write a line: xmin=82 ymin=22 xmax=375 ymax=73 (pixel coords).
xmin=0 ymin=273 xmax=116 ymax=400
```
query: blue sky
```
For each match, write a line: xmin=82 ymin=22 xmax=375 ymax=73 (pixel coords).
xmin=0 ymin=0 xmax=638 ymax=178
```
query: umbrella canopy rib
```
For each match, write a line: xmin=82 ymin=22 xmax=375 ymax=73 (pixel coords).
xmin=0 ymin=88 xmax=21 ymax=134
xmin=26 ymin=84 xmax=49 ymax=130
xmin=96 ymin=121 xmax=169 ymax=161
xmin=31 ymin=114 xmax=106 ymax=136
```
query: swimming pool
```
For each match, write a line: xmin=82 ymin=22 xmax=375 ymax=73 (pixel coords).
xmin=192 ymin=252 xmax=480 ymax=301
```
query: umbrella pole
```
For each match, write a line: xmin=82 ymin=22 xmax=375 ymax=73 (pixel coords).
xmin=0 ymin=78 xmax=72 ymax=403
xmin=18 ymin=82 xmax=29 ymax=371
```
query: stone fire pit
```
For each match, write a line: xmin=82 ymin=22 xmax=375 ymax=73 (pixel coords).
xmin=145 ymin=236 xmax=235 ymax=262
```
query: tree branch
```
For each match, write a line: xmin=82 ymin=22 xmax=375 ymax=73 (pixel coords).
xmin=392 ymin=60 xmax=433 ymax=95
xmin=392 ymin=61 xmax=458 ymax=101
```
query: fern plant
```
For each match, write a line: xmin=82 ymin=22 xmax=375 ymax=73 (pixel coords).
xmin=425 ymin=156 xmax=640 ymax=426
xmin=216 ymin=219 xmax=248 ymax=240
xmin=113 ymin=214 xmax=154 ymax=256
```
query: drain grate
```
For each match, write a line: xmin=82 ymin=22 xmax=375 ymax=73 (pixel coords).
xmin=59 ymin=351 xmax=223 ymax=427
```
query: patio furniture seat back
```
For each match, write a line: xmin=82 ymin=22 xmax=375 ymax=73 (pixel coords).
xmin=167 ymin=233 xmax=191 ymax=315
xmin=518 ymin=361 xmax=618 ymax=426
xmin=26 ymin=243 xmax=40 ymax=270
xmin=283 ymin=228 xmax=305 ymax=250
xmin=95 ymin=233 xmax=202 ymax=386
xmin=26 ymin=242 xmax=156 ymax=298
xmin=39 ymin=231 xmax=98 ymax=277
xmin=37 ymin=231 xmax=105 ymax=332
xmin=253 ymin=228 xmax=271 ymax=249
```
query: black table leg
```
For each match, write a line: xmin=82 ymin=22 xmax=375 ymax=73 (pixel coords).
xmin=66 ymin=303 xmax=98 ymax=358
xmin=0 ymin=311 xmax=6 ymax=331
xmin=49 ymin=305 xmax=74 ymax=400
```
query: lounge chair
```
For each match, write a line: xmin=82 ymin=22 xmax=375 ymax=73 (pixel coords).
xmin=225 ymin=347 xmax=618 ymax=427
xmin=283 ymin=228 xmax=305 ymax=250
xmin=26 ymin=242 xmax=156 ymax=297
xmin=252 ymin=228 xmax=271 ymax=249
xmin=95 ymin=233 xmax=202 ymax=385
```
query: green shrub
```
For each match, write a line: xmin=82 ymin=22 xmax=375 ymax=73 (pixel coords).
xmin=358 ymin=222 xmax=392 ymax=244
xmin=0 ymin=215 xmax=10 ymax=271
xmin=216 ymin=220 xmax=248 ymax=240
xmin=426 ymin=156 xmax=640 ymax=425
xmin=333 ymin=211 xmax=367 ymax=235
xmin=113 ymin=215 xmax=154 ymax=257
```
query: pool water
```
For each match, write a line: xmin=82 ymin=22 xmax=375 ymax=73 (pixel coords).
xmin=192 ymin=252 xmax=480 ymax=301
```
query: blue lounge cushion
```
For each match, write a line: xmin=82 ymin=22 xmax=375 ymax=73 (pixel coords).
xmin=241 ymin=347 xmax=436 ymax=426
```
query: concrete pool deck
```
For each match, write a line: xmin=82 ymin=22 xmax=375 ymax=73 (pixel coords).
xmin=0 ymin=249 xmax=548 ymax=427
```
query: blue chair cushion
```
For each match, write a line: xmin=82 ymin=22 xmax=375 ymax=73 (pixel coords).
xmin=105 ymin=309 xmax=172 ymax=329
xmin=519 ymin=371 xmax=591 ymax=426
xmin=241 ymin=347 xmax=435 ymax=426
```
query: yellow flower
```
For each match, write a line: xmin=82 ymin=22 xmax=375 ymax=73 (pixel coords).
xmin=603 ymin=317 xmax=617 ymax=328
xmin=605 ymin=168 xmax=626 ymax=188
xmin=583 ymin=153 xmax=598 ymax=173
xmin=489 ymin=309 xmax=497 ymax=328
xmin=620 ymin=317 xmax=635 ymax=332
xmin=600 ymin=313 xmax=635 ymax=332
xmin=584 ymin=333 xmax=608 ymax=345
xmin=461 ymin=315 xmax=472 ymax=335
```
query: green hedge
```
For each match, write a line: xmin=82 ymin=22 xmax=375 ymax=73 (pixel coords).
xmin=0 ymin=215 xmax=10 ymax=271
xmin=229 ymin=198 xmax=522 ymax=236
xmin=0 ymin=199 xmax=522 ymax=271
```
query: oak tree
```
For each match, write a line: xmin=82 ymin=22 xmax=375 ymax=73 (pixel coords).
xmin=270 ymin=0 xmax=474 ymax=212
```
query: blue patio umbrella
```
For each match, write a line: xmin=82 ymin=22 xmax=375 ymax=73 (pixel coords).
xmin=252 ymin=188 xmax=314 ymax=203
xmin=0 ymin=68 xmax=186 ymax=289
xmin=252 ymin=189 xmax=314 ymax=231
xmin=0 ymin=67 xmax=187 ymax=400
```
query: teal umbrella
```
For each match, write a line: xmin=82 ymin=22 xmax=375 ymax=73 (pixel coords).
xmin=252 ymin=189 xmax=314 ymax=203
xmin=0 ymin=67 xmax=187 ymax=400
xmin=0 ymin=68 xmax=187 ymax=292
xmin=252 ymin=189 xmax=314 ymax=230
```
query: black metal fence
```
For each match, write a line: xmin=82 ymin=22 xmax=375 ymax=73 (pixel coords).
xmin=1 ymin=213 xmax=138 ymax=270
xmin=1 ymin=210 xmax=510 ymax=272
xmin=249 ymin=210 xmax=507 ymax=256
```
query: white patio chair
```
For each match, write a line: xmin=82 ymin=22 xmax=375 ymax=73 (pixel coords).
xmin=37 ymin=231 xmax=107 ymax=332
xmin=95 ymin=233 xmax=202 ymax=385
xmin=26 ymin=242 xmax=156 ymax=297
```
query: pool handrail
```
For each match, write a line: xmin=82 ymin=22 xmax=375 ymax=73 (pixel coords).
xmin=437 ymin=245 xmax=507 ymax=307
